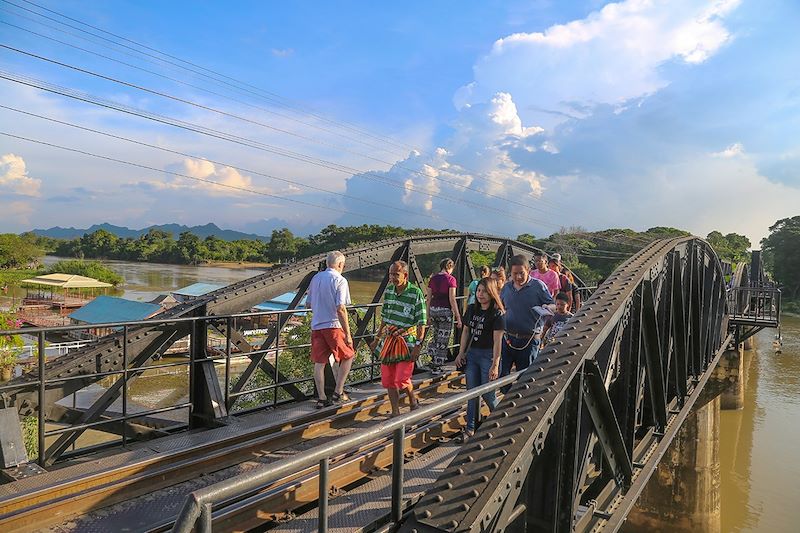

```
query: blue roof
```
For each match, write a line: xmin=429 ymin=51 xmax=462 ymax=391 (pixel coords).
xmin=69 ymin=296 xmax=161 ymax=324
xmin=172 ymin=282 xmax=225 ymax=297
xmin=253 ymin=291 xmax=308 ymax=311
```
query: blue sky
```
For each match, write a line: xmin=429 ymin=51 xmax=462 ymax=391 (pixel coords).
xmin=0 ymin=0 xmax=798 ymax=245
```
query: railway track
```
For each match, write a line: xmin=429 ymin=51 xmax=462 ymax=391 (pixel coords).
xmin=0 ymin=372 xmax=468 ymax=532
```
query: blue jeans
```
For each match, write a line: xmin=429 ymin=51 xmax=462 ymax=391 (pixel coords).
xmin=500 ymin=335 xmax=540 ymax=392
xmin=465 ymin=347 xmax=499 ymax=432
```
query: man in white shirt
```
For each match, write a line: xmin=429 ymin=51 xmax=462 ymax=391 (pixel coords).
xmin=307 ymin=251 xmax=354 ymax=407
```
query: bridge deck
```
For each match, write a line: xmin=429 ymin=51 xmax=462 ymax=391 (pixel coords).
xmin=1 ymin=369 xmax=462 ymax=533
xmin=273 ymin=444 xmax=459 ymax=533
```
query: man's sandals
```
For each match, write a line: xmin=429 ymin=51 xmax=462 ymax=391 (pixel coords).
xmin=332 ymin=391 xmax=350 ymax=403
xmin=315 ymin=398 xmax=334 ymax=409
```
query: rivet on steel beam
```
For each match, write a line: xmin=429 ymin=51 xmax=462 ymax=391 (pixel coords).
xmin=491 ymin=421 xmax=501 ymax=428
xmin=445 ymin=482 xmax=453 ymax=489
xmin=466 ymin=456 xmax=475 ymax=462
xmin=523 ymin=415 xmax=532 ymax=422
xmin=507 ymin=437 xmax=516 ymax=445
xmin=517 ymin=426 xmax=526 ymax=433
xmin=501 ymin=449 xmax=509 ymax=457
xmin=492 ymin=461 xmax=500 ymax=468
xmin=422 ymin=511 xmax=431 ymax=518
xmin=449 ymin=520 xmax=459 ymax=528
xmin=532 ymin=406 xmax=539 ymax=411
xmin=480 ymin=475 xmax=489 ymax=482
xmin=486 ymin=432 xmax=494 ymax=439
xmin=457 ymin=468 xmax=465 ymax=475
xmin=471 ymin=489 xmax=480 ymax=497
xmin=461 ymin=503 xmax=471 ymax=512
xmin=509 ymin=401 xmax=517 ymax=407
xmin=435 ymin=494 xmax=444 ymax=502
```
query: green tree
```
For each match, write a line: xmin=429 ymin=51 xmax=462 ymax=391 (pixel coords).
xmin=82 ymin=229 xmax=120 ymax=258
xmin=761 ymin=216 xmax=800 ymax=300
xmin=706 ymin=231 xmax=751 ymax=263
xmin=0 ymin=234 xmax=42 ymax=268
xmin=176 ymin=232 xmax=209 ymax=264
xmin=45 ymin=259 xmax=124 ymax=285
xmin=0 ymin=311 xmax=24 ymax=367
xmin=268 ymin=228 xmax=307 ymax=261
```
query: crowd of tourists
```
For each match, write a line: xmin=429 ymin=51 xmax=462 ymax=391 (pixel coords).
xmin=306 ymin=250 xmax=580 ymax=430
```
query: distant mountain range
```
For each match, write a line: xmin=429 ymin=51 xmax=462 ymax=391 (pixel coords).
xmin=31 ymin=223 xmax=269 ymax=242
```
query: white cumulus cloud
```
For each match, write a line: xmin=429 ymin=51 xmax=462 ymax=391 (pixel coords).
xmin=711 ymin=142 xmax=744 ymax=158
xmin=342 ymin=93 xmax=549 ymax=232
xmin=128 ymin=158 xmax=263 ymax=197
xmin=456 ymin=0 xmax=741 ymax=130
xmin=0 ymin=153 xmax=42 ymax=197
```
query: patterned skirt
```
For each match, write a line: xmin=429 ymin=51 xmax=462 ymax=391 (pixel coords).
xmin=428 ymin=306 xmax=453 ymax=366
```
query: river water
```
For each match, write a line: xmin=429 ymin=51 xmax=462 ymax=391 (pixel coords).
xmin=719 ymin=315 xmax=800 ymax=532
xmin=38 ymin=256 xmax=380 ymax=303
xmin=20 ymin=259 xmax=800 ymax=528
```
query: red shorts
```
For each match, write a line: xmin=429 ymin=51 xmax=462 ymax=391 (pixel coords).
xmin=310 ymin=328 xmax=354 ymax=364
xmin=381 ymin=360 xmax=415 ymax=389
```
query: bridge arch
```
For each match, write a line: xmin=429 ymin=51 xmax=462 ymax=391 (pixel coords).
xmin=401 ymin=237 xmax=729 ymax=532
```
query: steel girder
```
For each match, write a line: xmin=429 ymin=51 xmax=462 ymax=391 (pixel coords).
xmin=4 ymin=234 xmax=561 ymax=422
xmin=400 ymin=237 xmax=729 ymax=533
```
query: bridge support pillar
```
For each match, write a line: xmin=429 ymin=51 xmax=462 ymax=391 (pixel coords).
xmin=743 ymin=336 xmax=754 ymax=350
xmin=712 ymin=347 xmax=745 ymax=410
xmin=623 ymin=396 xmax=721 ymax=533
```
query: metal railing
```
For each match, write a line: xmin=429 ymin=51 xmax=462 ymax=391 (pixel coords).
xmin=170 ymin=369 xmax=525 ymax=533
xmin=1 ymin=281 xmax=595 ymax=466
xmin=727 ymin=286 xmax=781 ymax=325
xmin=13 ymin=340 xmax=89 ymax=360
xmin=0 ymin=303 xmax=389 ymax=465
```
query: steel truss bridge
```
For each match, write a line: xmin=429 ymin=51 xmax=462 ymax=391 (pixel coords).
xmin=0 ymin=234 xmax=781 ymax=532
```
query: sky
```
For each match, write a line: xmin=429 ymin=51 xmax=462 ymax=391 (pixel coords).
xmin=0 ymin=0 xmax=798 ymax=246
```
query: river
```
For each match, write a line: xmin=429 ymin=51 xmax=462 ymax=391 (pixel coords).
xmin=38 ymin=256 xmax=380 ymax=303
xmin=719 ymin=314 xmax=800 ymax=532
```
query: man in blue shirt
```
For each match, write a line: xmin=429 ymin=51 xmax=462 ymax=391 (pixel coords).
xmin=500 ymin=254 xmax=554 ymax=378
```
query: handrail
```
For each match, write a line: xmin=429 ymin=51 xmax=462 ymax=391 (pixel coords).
xmin=170 ymin=368 xmax=526 ymax=533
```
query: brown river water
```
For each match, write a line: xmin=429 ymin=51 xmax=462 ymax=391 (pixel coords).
xmin=719 ymin=314 xmax=800 ymax=532
xmin=18 ymin=259 xmax=800 ymax=528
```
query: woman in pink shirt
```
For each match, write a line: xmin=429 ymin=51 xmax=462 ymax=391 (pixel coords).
xmin=427 ymin=258 xmax=462 ymax=372
xmin=531 ymin=254 xmax=560 ymax=297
